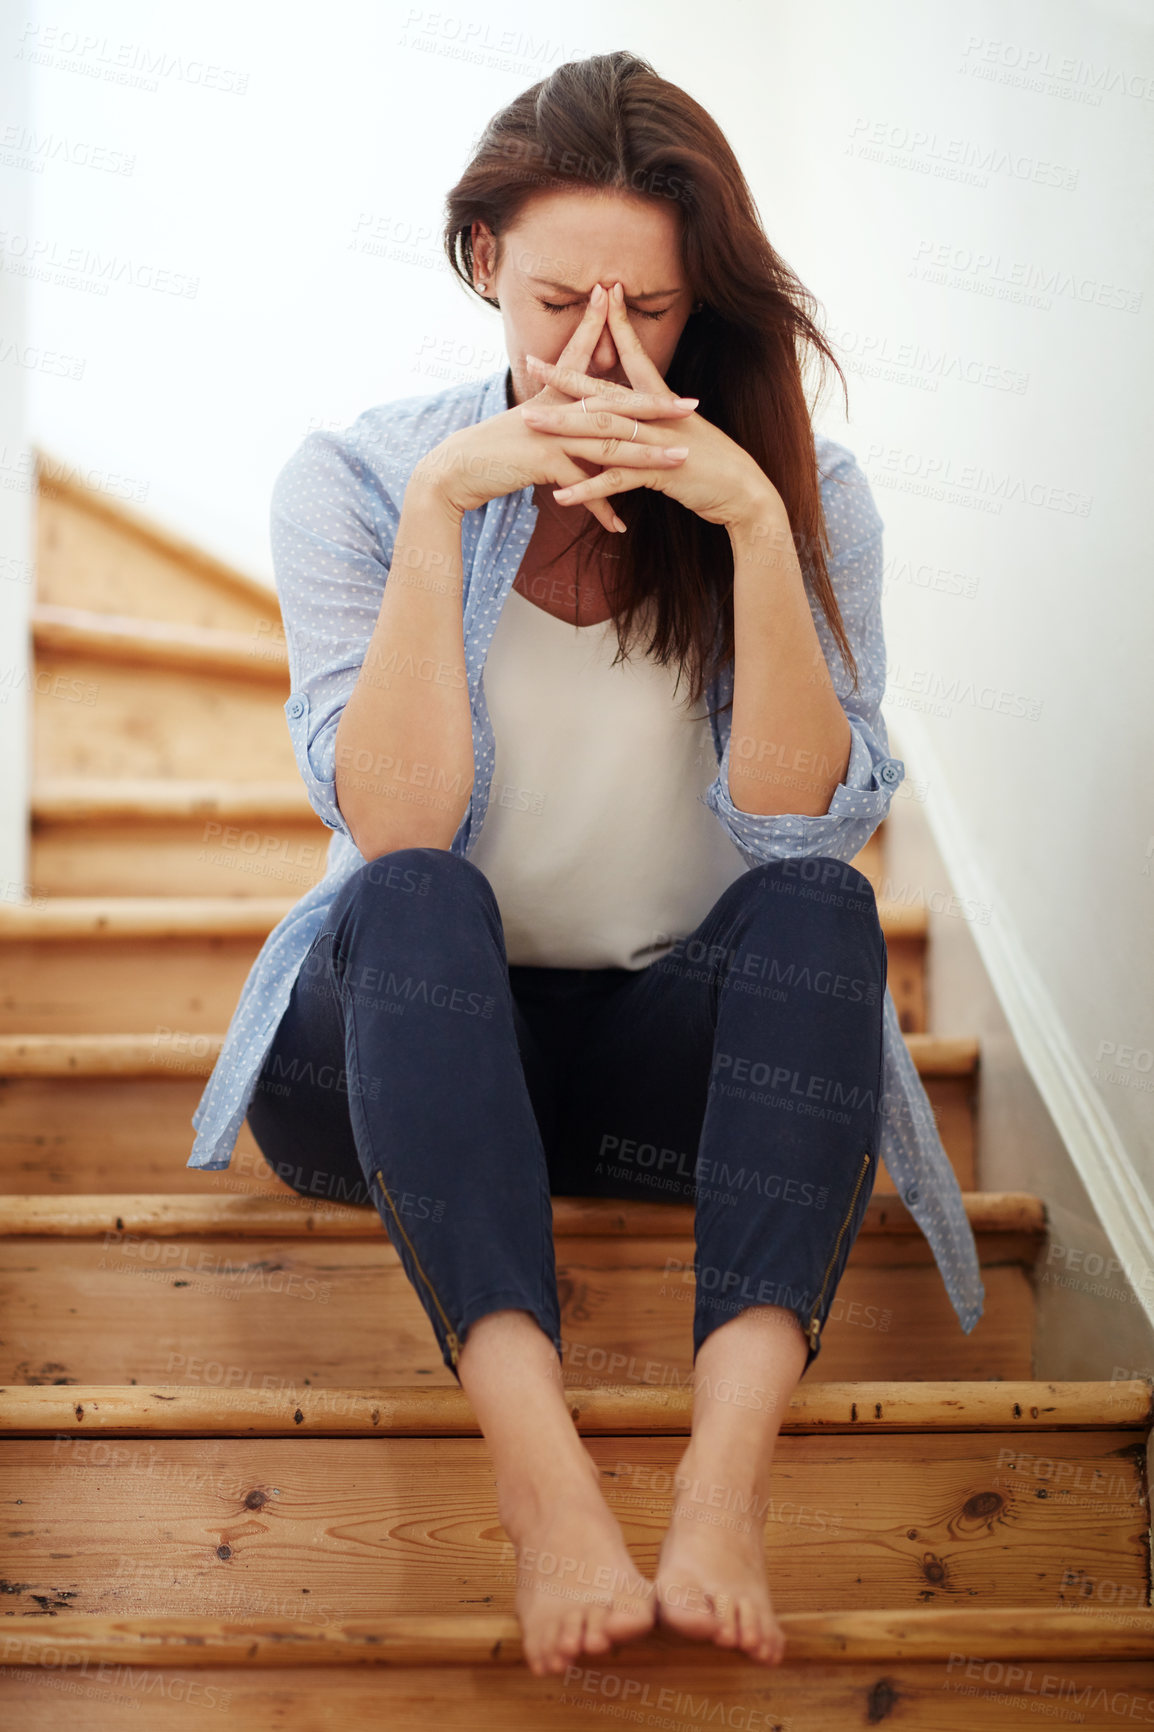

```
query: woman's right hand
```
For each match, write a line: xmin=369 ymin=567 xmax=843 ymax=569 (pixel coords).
xmin=412 ymin=283 xmax=698 ymax=534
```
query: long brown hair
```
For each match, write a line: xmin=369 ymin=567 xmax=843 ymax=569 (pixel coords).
xmin=442 ymin=50 xmax=856 ymax=712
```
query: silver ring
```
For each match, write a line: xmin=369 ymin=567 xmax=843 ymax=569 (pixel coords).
xmin=628 ymin=418 xmax=639 ymax=442
xmin=581 ymin=396 xmax=590 ymax=416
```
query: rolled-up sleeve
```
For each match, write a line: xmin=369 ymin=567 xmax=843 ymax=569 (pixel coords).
xmin=271 ymin=430 xmax=399 ymax=846
xmin=704 ymin=449 xmax=904 ymax=865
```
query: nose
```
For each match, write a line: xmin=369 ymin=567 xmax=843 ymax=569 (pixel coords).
xmin=589 ymin=321 xmax=622 ymax=381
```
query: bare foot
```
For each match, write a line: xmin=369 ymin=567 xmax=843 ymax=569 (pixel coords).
xmin=499 ymin=1447 xmax=656 ymax=1676
xmin=654 ymin=1442 xmax=786 ymax=1664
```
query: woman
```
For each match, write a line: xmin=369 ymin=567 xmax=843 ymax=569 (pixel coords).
xmin=187 ymin=51 xmax=985 ymax=1677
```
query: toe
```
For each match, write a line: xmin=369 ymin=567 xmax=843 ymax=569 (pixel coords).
xmin=735 ymin=1595 xmax=765 ymax=1659
xmin=553 ymin=1606 xmax=586 ymax=1668
xmin=583 ymin=1601 xmax=613 ymax=1653
xmin=712 ymin=1590 xmax=740 ymax=1648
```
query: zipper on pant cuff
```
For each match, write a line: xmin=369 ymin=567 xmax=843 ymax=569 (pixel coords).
xmin=805 ymin=1148 xmax=872 ymax=1354
xmin=374 ymin=1167 xmax=461 ymax=1369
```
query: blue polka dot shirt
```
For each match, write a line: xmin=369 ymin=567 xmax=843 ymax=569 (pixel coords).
xmin=187 ymin=366 xmax=985 ymax=1339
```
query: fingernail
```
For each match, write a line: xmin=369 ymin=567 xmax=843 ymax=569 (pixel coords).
xmin=674 ymin=397 xmax=699 ymax=408
xmin=612 ymin=515 xmax=627 ymax=533
xmin=591 ymin=283 xmax=604 ymax=303
xmin=666 ymin=447 xmax=690 ymax=458
xmin=525 ymin=354 xmax=547 ymax=367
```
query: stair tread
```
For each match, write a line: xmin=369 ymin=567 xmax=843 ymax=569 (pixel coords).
xmin=0 ymin=892 xmax=932 ymax=940
xmin=33 ymin=600 xmax=288 ymax=678
xmin=0 ymin=1188 xmax=1035 ymax=1237
xmin=33 ymin=777 xmax=315 ymax=821
xmin=1 ymin=1605 xmax=1151 ymax=1666
xmin=0 ymin=1029 xmax=976 ymax=1074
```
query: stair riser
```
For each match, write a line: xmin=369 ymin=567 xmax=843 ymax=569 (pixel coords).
xmin=1 ymin=1432 xmax=1144 ymax=1619
xmin=1 ymin=925 xmax=925 ymax=1032
xmin=8 ymin=1658 xmax=1151 ymax=1732
xmin=30 ymin=820 xmax=331 ymax=899
xmin=33 ymin=655 xmax=294 ymax=781
xmin=0 ymin=1069 xmax=974 ymax=1188
xmin=0 ymin=1240 xmax=1034 ymax=1383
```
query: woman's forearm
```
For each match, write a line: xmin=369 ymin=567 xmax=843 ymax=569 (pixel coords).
xmin=333 ymin=470 xmax=474 ymax=858
xmin=726 ymin=498 xmax=852 ymax=818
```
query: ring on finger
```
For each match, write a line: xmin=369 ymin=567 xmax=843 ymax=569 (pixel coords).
xmin=627 ymin=418 xmax=638 ymax=442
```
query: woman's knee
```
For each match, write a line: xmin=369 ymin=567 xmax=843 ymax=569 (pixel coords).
xmin=717 ymin=856 xmax=886 ymax=996
xmin=331 ymin=845 xmax=499 ymax=932
xmin=734 ymin=856 xmax=882 ymax=945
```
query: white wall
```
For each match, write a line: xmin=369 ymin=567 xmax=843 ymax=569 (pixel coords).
xmin=17 ymin=0 xmax=1154 ymax=1264
xmin=732 ymin=0 xmax=1154 ymax=1302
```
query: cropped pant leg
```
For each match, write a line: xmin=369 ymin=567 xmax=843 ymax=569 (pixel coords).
xmin=245 ymin=847 xmax=563 ymax=1381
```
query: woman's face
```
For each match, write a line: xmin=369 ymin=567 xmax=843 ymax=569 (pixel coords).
xmin=470 ymin=189 xmax=694 ymax=406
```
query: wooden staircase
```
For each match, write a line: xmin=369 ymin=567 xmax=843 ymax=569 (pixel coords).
xmin=1 ymin=460 xmax=1150 ymax=1727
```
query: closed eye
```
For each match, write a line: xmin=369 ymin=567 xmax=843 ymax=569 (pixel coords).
xmin=539 ymin=298 xmax=670 ymax=322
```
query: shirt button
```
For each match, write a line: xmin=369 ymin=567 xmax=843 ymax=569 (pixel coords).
xmin=904 ymin=1184 xmax=920 ymax=1205
xmin=286 ymin=696 xmax=305 ymax=718
xmin=880 ymin=761 xmax=901 ymax=786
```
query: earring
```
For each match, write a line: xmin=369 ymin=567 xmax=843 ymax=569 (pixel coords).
xmin=693 ymin=299 xmax=704 ymax=312
xmin=477 ymin=280 xmax=487 ymax=292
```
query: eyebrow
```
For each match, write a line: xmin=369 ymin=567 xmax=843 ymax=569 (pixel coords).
xmin=527 ymin=275 xmax=682 ymax=303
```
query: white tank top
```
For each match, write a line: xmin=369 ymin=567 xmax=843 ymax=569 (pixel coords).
xmin=470 ymin=586 xmax=749 ymax=969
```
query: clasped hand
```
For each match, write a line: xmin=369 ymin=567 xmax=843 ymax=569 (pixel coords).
xmin=520 ymin=281 xmax=776 ymax=535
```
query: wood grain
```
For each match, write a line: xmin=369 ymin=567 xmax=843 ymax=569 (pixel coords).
xmin=2 ymin=1380 xmax=1147 ymax=1438
xmin=36 ymin=462 xmax=278 ymax=630
xmin=2 ymin=1606 xmax=1153 ymax=1665
xmin=0 ymin=1188 xmax=1043 ymax=1238
xmin=0 ymin=1432 xmax=1146 ymax=1620
xmin=32 ymin=653 xmax=297 ymax=782
xmin=5 ymin=1655 xmax=1154 ymax=1731
xmin=0 ymin=1240 xmax=1035 ymax=1384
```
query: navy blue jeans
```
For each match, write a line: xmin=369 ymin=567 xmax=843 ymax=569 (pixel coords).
xmin=245 ymin=847 xmax=887 ymax=1382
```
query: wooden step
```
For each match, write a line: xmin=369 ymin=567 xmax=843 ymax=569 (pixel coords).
xmin=32 ymin=602 xmax=289 ymax=680
xmin=0 ymin=1188 xmax=1041 ymax=1240
xmin=2 ymin=1604 xmax=1153 ymax=1662
xmin=3 ymin=1632 xmax=1151 ymax=1731
xmin=0 ymin=1216 xmax=1035 ymax=1386
xmin=30 ymin=787 xmax=879 ymax=903
xmin=31 ymin=647 xmax=295 ymax=783
xmin=0 ymin=894 xmax=932 ymax=1037
xmin=29 ymin=778 xmax=330 ymax=899
xmin=1 ymin=1378 xmax=1140 ymax=1436
xmin=33 ymin=779 xmax=316 ymax=823
xmin=0 ymin=1035 xmax=974 ymax=1193
xmin=0 ymin=1425 xmax=1145 ymax=1618
xmin=36 ymin=453 xmax=281 ymax=632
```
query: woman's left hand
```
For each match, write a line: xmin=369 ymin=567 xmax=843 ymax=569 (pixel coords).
xmin=521 ymin=282 xmax=779 ymax=532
